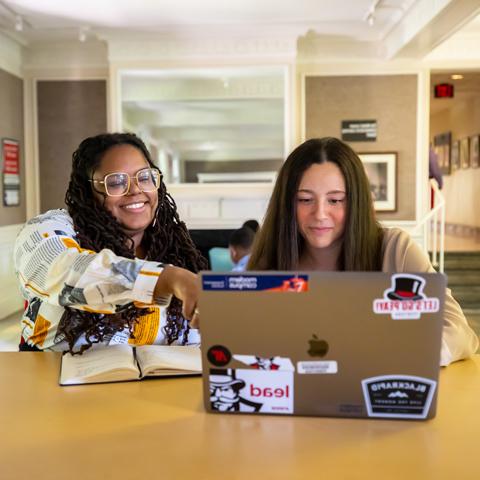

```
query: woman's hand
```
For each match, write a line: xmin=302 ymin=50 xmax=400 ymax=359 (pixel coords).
xmin=153 ymin=265 xmax=200 ymax=328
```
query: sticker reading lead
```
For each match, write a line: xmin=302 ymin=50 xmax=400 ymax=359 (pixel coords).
xmin=209 ymin=368 xmax=294 ymax=414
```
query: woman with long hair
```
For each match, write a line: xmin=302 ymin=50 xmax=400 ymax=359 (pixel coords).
xmin=249 ymin=137 xmax=478 ymax=365
xmin=15 ymin=132 xmax=207 ymax=354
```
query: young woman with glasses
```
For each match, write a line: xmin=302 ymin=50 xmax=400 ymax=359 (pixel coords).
xmin=15 ymin=132 xmax=207 ymax=354
xmin=248 ymin=137 xmax=478 ymax=365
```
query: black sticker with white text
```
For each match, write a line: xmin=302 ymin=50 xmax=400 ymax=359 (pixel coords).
xmin=361 ymin=375 xmax=437 ymax=419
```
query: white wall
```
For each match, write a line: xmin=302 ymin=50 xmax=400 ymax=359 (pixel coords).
xmin=168 ymin=183 xmax=273 ymax=229
xmin=0 ymin=33 xmax=23 ymax=319
xmin=0 ymin=31 xmax=23 ymax=77
xmin=0 ymin=224 xmax=23 ymax=318
xmin=443 ymin=169 xmax=480 ymax=227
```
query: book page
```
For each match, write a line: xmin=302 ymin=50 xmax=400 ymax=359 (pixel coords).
xmin=135 ymin=345 xmax=202 ymax=377
xmin=60 ymin=344 xmax=139 ymax=385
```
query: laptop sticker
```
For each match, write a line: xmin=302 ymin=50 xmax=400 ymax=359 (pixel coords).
xmin=233 ymin=354 xmax=295 ymax=371
xmin=207 ymin=345 xmax=232 ymax=367
xmin=361 ymin=375 xmax=437 ymax=419
xmin=209 ymin=368 xmax=294 ymax=414
xmin=202 ymin=274 xmax=308 ymax=292
xmin=297 ymin=361 xmax=338 ymax=374
xmin=373 ymin=274 xmax=440 ymax=320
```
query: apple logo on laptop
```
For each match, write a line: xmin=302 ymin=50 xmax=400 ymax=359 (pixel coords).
xmin=307 ymin=334 xmax=329 ymax=357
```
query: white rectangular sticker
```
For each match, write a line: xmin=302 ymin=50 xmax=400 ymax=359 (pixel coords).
xmin=297 ymin=361 xmax=338 ymax=374
xmin=209 ymin=369 xmax=293 ymax=414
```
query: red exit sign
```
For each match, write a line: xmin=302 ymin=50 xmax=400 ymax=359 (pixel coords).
xmin=434 ymin=83 xmax=454 ymax=98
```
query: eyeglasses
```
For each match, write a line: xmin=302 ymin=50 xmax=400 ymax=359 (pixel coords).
xmin=90 ymin=168 xmax=161 ymax=197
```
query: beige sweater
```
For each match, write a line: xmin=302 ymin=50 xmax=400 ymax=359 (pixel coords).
xmin=382 ymin=228 xmax=479 ymax=366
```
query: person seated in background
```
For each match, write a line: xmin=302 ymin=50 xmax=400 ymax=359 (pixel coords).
xmin=248 ymin=137 xmax=478 ymax=366
xmin=229 ymin=226 xmax=256 ymax=272
xmin=15 ymin=132 xmax=207 ymax=354
xmin=242 ymin=219 xmax=259 ymax=234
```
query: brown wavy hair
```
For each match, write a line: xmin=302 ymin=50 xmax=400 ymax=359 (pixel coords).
xmin=248 ymin=137 xmax=384 ymax=271
xmin=60 ymin=132 xmax=207 ymax=354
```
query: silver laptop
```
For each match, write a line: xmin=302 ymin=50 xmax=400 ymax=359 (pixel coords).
xmin=199 ymin=271 xmax=445 ymax=420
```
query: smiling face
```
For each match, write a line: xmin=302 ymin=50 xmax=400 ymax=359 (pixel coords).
xmin=296 ymin=162 xmax=347 ymax=254
xmin=91 ymin=144 xmax=159 ymax=245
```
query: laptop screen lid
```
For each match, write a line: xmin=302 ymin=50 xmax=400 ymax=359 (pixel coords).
xmin=199 ymin=271 xmax=445 ymax=420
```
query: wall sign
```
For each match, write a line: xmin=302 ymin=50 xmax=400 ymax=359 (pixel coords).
xmin=341 ymin=120 xmax=377 ymax=142
xmin=434 ymin=83 xmax=454 ymax=98
xmin=2 ymin=138 xmax=20 ymax=207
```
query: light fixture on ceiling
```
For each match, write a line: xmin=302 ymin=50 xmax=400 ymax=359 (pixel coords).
xmin=0 ymin=0 xmax=30 ymax=32
xmin=14 ymin=14 xmax=23 ymax=31
xmin=364 ymin=0 xmax=381 ymax=28
xmin=451 ymin=74 xmax=464 ymax=80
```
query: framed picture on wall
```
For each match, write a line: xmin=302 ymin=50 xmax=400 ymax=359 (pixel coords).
xmin=358 ymin=152 xmax=396 ymax=211
xmin=451 ymin=141 xmax=460 ymax=171
xmin=460 ymin=138 xmax=470 ymax=169
xmin=470 ymin=135 xmax=479 ymax=168
xmin=433 ymin=132 xmax=451 ymax=175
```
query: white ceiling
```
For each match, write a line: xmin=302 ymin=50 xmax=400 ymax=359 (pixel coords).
xmin=0 ymin=0 xmax=416 ymax=43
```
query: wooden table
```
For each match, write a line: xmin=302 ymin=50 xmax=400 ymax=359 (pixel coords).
xmin=0 ymin=353 xmax=479 ymax=480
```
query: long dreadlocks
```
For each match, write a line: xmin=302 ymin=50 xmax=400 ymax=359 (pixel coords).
xmin=60 ymin=132 xmax=207 ymax=354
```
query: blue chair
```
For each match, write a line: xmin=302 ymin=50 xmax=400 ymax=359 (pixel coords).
xmin=208 ymin=247 xmax=234 ymax=271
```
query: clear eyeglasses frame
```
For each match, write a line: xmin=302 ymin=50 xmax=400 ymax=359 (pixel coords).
xmin=89 ymin=167 xmax=162 ymax=197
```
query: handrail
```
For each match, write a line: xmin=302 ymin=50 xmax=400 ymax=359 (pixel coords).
xmin=412 ymin=180 xmax=445 ymax=272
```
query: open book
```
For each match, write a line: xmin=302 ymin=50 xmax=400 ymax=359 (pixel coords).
xmin=59 ymin=344 xmax=202 ymax=385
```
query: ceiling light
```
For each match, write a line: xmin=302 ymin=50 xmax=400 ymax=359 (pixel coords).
xmin=451 ymin=74 xmax=464 ymax=80
xmin=14 ymin=15 xmax=23 ymax=32
xmin=363 ymin=0 xmax=380 ymax=27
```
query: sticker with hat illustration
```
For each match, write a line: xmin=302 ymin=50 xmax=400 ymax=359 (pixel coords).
xmin=373 ymin=274 xmax=440 ymax=320
xmin=209 ymin=368 xmax=294 ymax=414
